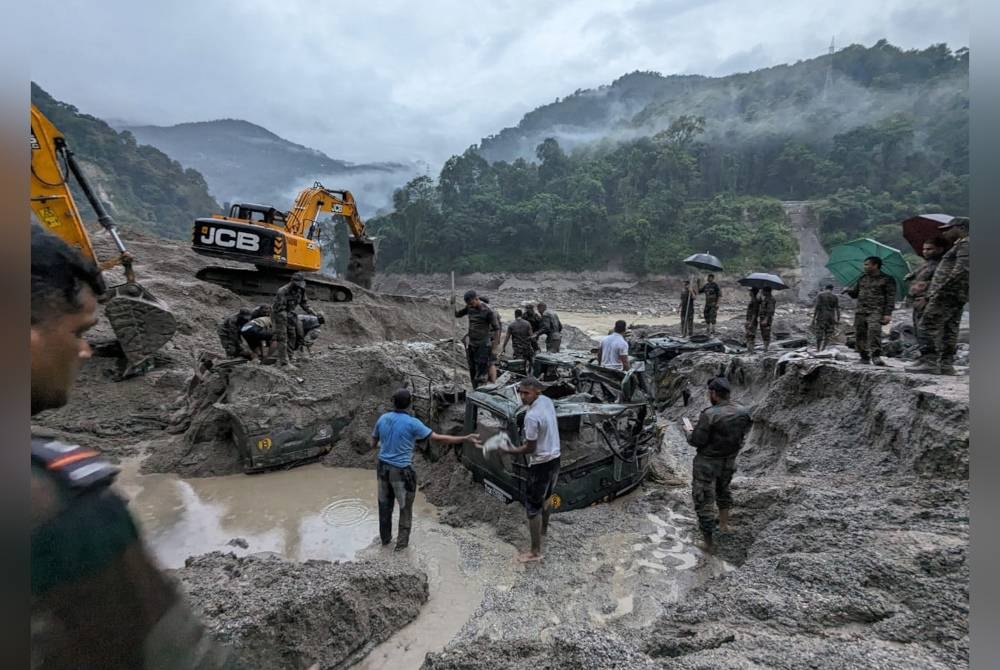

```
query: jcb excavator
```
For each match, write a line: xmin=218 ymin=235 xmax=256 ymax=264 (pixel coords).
xmin=191 ymin=182 xmax=376 ymax=302
xmin=30 ymin=104 xmax=177 ymax=378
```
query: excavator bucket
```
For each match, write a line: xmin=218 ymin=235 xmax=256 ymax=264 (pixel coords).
xmin=346 ymin=238 xmax=376 ymax=289
xmin=102 ymin=281 xmax=177 ymax=377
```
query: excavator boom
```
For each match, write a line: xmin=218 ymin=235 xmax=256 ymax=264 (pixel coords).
xmin=30 ymin=104 xmax=176 ymax=377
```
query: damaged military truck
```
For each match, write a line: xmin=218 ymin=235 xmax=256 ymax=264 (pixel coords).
xmin=458 ymin=380 xmax=660 ymax=511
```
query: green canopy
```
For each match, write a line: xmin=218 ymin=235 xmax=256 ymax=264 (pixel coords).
xmin=826 ymin=238 xmax=910 ymax=299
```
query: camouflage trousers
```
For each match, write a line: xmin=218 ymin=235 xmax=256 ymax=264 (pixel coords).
xmin=744 ymin=316 xmax=759 ymax=347
xmin=513 ymin=342 xmax=535 ymax=367
xmin=273 ymin=311 xmax=302 ymax=364
xmin=853 ymin=312 xmax=884 ymax=359
xmin=704 ymin=303 xmax=718 ymax=325
xmin=691 ymin=453 xmax=737 ymax=534
xmin=814 ymin=319 xmax=837 ymax=348
xmin=545 ymin=336 xmax=561 ymax=353
xmin=680 ymin=311 xmax=694 ymax=337
xmin=377 ymin=461 xmax=417 ymax=545
xmin=759 ymin=316 xmax=773 ymax=343
xmin=917 ymin=296 xmax=964 ymax=363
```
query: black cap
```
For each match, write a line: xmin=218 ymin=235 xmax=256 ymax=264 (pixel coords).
xmin=463 ymin=289 xmax=478 ymax=304
xmin=708 ymin=377 xmax=731 ymax=393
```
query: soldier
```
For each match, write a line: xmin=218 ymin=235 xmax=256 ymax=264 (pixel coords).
xmin=811 ymin=284 xmax=841 ymax=351
xmin=523 ymin=303 xmax=542 ymax=352
xmin=271 ymin=272 xmax=321 ymax=370
xmin=502 ymin=308 xmax=535 ymax=369
xmin=904 ymin=237 xmax=947 ymax=342
xmin=844 ymin=256 xmax=896 ymax=366
xmin=453 ymin=289 xmax=500 ymax=387
xmin=759 ymin=287 xmax=776 ymax=351
xmin=30 ymin=227 xmax=246 ymax=669
xmin=698 ymin=273 xmax=722 ymax=336
xmin=682 ymin=377 xmax=753 ymax=548
xmin=241 ymin=305 xmax=274 ymax=362
xmin=679 ymin=280 xmax=696 ymax=338
xmin=216 ymin=307 xmax=253 ymax=359
xmin=534 ymin=302 xmax=563 ymax=352
xmin=908 ymin=218 xmax=969 ymax=375
xmin=744 ymin=287 xmax=761 ymax=351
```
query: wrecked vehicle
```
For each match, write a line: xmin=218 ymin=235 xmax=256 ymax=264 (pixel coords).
xmin=458 ymin=379 xmax=659 ymax=511
xmin=628 ymin=335 xmax=725 ymax=408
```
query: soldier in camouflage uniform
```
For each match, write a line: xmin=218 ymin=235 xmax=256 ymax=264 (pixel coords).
xmin=216 ymin=307 xmax=253 ymax=359
xmin=271 ymin=272 xmax=321 ymax=370
xmin=502 ymin=309 xmax=536 ymax=369
xmin=759 ymin=287 xmax=776 ymax=350
xmin=903 ymin=237 xmax=947 ymax=344
xmin=30 ymin=227 xmax=246 ymax=669
xmin=845 ymin=256 xmax=896 ymax=366
xmin=744 ymin=287 xmax=760 ymax=350
xmin=683 ymin=377 xmax=753 ymax=548
xmin=680 ymin=280 xmax=696 ymax=338
xmin=811 ymin=284 xmax=841 ymax=351
xmin=698 ymin=273 xmax=722 ymax=335
xmin=908 ymin=218 xmax=969 ymax=375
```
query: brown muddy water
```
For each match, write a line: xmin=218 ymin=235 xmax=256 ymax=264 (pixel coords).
xmin=115 ymin=460 xmax=732 ymax=667
xmin=114 ymin=460 xmax=504 ymax=668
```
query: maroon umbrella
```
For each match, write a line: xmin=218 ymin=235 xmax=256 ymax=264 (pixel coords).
xmin=902 ymin=214 xmax=955 ymax=257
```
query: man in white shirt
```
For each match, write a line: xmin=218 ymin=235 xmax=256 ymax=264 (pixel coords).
xmin=599 ymin=320 xmax=630 ymax=370
xmin=490 ymin=376 xmax=561 ymax=562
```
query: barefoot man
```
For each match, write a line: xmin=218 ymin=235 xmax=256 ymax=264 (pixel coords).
xmin=485 ymin=376 xmax=561 ymax=562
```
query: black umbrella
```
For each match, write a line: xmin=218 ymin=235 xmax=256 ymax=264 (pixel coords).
xmin=738 ymin=272 xmax=788 ymax=290
xmin=683 ymin=252 xmax=723 ymax=272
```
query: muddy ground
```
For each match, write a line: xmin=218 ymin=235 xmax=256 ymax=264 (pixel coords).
xmin=176 ymin=552 xmax=428 ymax=669
xmin=33 ymin=233 xmax=969 ymax=669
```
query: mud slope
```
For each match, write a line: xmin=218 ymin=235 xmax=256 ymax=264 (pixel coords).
xmin=424 ymin=355 xmax=968 ymax=669
xmin=177 ymin=552 xmax=427 ymax=669
xmin=144 ymin=341 xmax=465 ymax=477
xmin=33 ymin=233 xmax=453 ymax=457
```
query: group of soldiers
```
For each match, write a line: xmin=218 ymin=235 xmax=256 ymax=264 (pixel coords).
xmin=454 ymin=290 xmax=562 ymax=387
xmin=216 ymin=272 xmax=325 ymax=370
xmin=808 ymin=217 xmax=969 ymax=373
xmin=678 ymin=273 xmax=722 ymax=337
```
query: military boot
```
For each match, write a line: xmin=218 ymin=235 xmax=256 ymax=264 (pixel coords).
xmin=938 ymin=355 xmax=957 ymax=375
xmin=745 ymin=337 xmax=755 ymax=352
xmin=763 ymin=340 xmax=771 ymax=352
xmin=906 ymin=354 xmax=940 ymax=374
xmin=871 ymin=356 xmax=887 ymax=366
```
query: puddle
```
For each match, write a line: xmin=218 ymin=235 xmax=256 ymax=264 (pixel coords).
xmin=114 ymin=460 xmax=499 ymax=667
xmin=114 ymin=460 xmax=439 ymax=568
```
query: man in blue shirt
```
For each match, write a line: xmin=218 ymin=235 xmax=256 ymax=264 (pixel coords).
xmin=372 ymin=388 xmax=480 ymax=550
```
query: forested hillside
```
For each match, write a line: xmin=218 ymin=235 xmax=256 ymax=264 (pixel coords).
xmin=370 ymin=41 xmax=968 ymax=275
xmin=31 ymin=83 xmax=220 ymax=239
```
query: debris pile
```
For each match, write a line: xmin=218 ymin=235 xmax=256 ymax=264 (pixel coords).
xmin=176 ymin=552 xmax=428 ymax=669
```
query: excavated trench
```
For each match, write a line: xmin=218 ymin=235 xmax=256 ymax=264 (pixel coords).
xmin=424 ymin=352 xmax=968 ymax=670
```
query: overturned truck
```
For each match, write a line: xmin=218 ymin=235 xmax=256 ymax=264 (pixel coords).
xmin=458 ymin=377 xmax=660 ymax=512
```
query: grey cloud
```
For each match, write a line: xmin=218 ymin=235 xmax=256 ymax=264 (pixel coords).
xmin=32 ymin=0 xmax=967 ymax=172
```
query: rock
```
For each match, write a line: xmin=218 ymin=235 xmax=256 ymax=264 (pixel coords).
xmin=226 ymin=537 xmax=249 ymax=549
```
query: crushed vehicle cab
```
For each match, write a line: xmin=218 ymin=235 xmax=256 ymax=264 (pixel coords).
xmin=628 ymin=335 xmax=725 ymax=408
xmin=459 ymin=378 xmax=659 ymax=512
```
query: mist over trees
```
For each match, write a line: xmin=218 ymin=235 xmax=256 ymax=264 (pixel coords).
xmin=371 ymin=41 xmax=968 ymax=275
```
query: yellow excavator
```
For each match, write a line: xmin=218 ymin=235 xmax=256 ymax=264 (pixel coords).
xmin=191 ymin=182 xmax=376 ymax=302
xmin=30 ymin=104 xmax=177 ymax=377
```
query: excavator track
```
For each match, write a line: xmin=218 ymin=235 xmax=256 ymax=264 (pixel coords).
xmin=196 ymin=266 xmax=356 ymax=303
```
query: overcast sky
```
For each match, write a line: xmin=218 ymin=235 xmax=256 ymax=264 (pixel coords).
xmin=32 ymin=0 xmax=967 ymax=167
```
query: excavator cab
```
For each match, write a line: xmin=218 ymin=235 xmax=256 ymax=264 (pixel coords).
xmin=30 ymin=104 xmax=176 ymax=378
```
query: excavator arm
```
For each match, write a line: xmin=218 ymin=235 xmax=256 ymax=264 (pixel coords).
xmin=286 ymin=183 xmax=375 ymax=288
xmin=30 ymin=104 xmax=176 ymax=377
